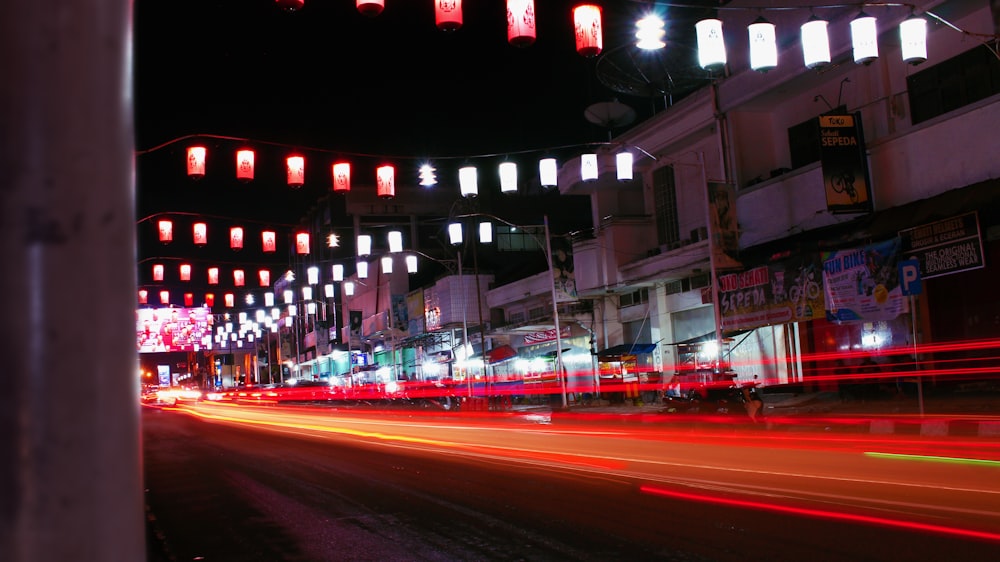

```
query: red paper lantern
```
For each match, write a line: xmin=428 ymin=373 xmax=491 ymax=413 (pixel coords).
xmin=376 ymin=165 xmax=395 ymax=198
xmin=507 ymin=0 xmax=536 ymax=47
xmin=287 ymin=155 xmax=305 ymax=188
xmin=573 ymin=4 xmax=602 ymax=57
xmin=357 ymin=0 xmax=383 ymax=17
xmin=435 ymin=0 xmax=462 ymax=31
xmin=205 ymin=293 xmax=215 ymax=307
xmin=296 ymin=232 xmax=310 ymax=255
xmin=262 ymin=230 xmax=276 ymax=253
xmin=187 ymin=146 xmax=206 ymax=179
xmin=208 ymin=267 xmax=219 ymax=285
xmin=259 ymin=269 xmax=271 ymax=287
xmin=179 ymin=263 xmax=192 ymax=282
xmin=236 ymin=149 xmax=255 ymax=182
xmin=138 ymin=289 xmax=148 ymax=305
xmin=152 ymin=264 xmax=164 ymax=282
xmin=332 ymin=162 xmax=351 ymax=193
xmin=158 ymin=220 xmax=173 ymax=243
xmin=233 ymin=269 xmax=245 ymax=287
xmin=276 ymin=0 xmax=304 ymax=11
xmin=184 ymin=293 xmax=194 ymax=307
xmin=159 ymin=290 xmax=170 ymax=305
xmin=230 ymin=226 xmax=244 ymax=250
xmin=224 ymin=293 xmax=235 ymax=308
xmin=193 ymin=222 xmax=208 ymax=245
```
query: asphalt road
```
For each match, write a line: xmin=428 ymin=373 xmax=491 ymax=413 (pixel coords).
xmin=143 ymin=403 xmax=1000 ymax=561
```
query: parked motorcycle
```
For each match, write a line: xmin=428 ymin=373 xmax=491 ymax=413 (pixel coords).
xmin=662 ymin=375 xmax=764 ymax=423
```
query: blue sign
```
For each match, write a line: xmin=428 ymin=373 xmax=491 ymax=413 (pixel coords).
xmin=899 ymin=259 xmax=922 ymax=296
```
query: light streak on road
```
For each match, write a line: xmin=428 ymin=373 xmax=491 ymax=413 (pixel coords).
xmin=864 ymin=451 xmax=1000 ymax=467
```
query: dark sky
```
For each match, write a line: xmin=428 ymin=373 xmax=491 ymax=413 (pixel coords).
xmin=132 ymin=1 xmax=713 ymax=293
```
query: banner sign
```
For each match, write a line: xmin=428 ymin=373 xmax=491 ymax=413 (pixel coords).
xmin=898 ymin=212 xmax=984 ymax=279
xmin=719 ymin=253 xmax=825 ymax=331
xmin=822 ymin=238 xmax=905 ymax=323
xmin=819 ymin=113 xmax=873 ymax=214
xmin=522 ymin=325 xmax=571 ymax=345
xmin=707 ymin=182 xmax=742 ymax=270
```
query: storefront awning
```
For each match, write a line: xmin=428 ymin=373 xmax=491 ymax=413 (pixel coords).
xmin=484 ymin=345 xmax=518 ymax=364
xmin=597 ymin=343 xmax=657 ymax=358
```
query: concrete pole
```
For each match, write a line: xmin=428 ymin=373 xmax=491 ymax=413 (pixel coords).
xmin=0 ymin=2 xmax=144 ymax=562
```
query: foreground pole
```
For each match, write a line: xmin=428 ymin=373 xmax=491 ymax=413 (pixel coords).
xmin=0 ymin=2 xmax=144 ymax=561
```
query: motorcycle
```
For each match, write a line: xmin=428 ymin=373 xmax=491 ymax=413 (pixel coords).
xmin=662 ymin=375 xmax=764 ymax=423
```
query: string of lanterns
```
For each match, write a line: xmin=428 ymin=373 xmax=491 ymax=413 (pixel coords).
xmin=267 ymin=1 xmax=994 ymax=70
xmin=180 ymin=141 xmax=638 ymax=197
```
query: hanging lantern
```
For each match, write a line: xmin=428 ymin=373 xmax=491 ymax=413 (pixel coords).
xmin=507 ymin=0 xmax=536 ymax=48
xmin=448 ymin=223 xmax=463 ymax=245
xmin=179 ymin=263 xmax=192 ymax=282
xmin=695 ymin=18 xmax=726 ymax=70
xmin=287 ymin=155 xmax=305 ymax=188
xmin=296 ymin=232 xmax=310 ymax=255
xmin=357 ymin=234 xmax=372 ymax=257
xmin=418 ymin=164 xmax=437 ymax=187
xmin=193 ymin=222 xmax=208 ymax=245
xmin=459 ymin=166 xmax=478 ymax=197
xmin=236 ymin=149 xmax=255 ymax=182
xmin=265 ymin=292 xmax=275 ymax=307
xmin=388 ymin=231 xmax=403 ymax=253
xmin=276 ymin=0 xmax=304 ymax=11
xmin=616 ymin=152 xmax=634 ymax=181
xmin=332 ymin=264 xmax=344 ymax=281
xmin=376 ymin=165 xmax=395 ymax=198
xmin=332 ymin=162 xmax=351 ymax=193
xmin=230 ymin=226 xmax=244 ymax=250
xmin=635 ymin=14 xmax=665 ymax=50
xmin=748 ymin=17 xmax=778 ymax=72
xmin=205 ymin=293 xmax=215 ymax=307
xmin=478 ymin=221 xmax=493 ymax=244
xmin=307 ymin=266 xmax=319 ymax=285
xmin=801 ymin=16 xmax=831 ymax=69
xmin=184 ymin=293 xmax=194 ymax=307
xmin=573 ymin=5 xmax=602 ymax=57
xmin=186 ymin=146 xmax=207 ymax=179
xmin=499 ymin=162 xmax=518 ymax=193
xmin=259 ymin=269 xmax=271 ymax=287
xmin=159 ymin=291 xmax=170 ymax=305
xmin=324 ymin=283 xmax=334 ymax=298
xmin=539 ymin=158 xmax=558 ymax=187
xmin=357 ymin=0 xmax=383 ymax=17
xmin=900 ymin=15 xmax=927 ymax=65
xmin=233 ymin=269 xmax=245 ymax=287
xmin=356 ymin=260 xmax=369 ymax=279
xmin=580 ymin=153 xmax=598 ymax=181
xmin=405 ymin=255 xmax=418 ymax=274
xmin=381 ymin=256 xmax=393 ymax=274
xmin=208 ymin=267 xmax=220 ymax=285
xmin=158 ymin=219 xmax=173 ymax=243
xmin=152 ymin=264 xmax=164 ymax=282
xmin=344 ymin=281 xmax=355 ymax=296
xmin=302 ymin=286 xmax=313 ymax=301
xmin=850 ymin=12 xmax=879 ymax=65
xmin=224 ymin=293 xmax=235 ymax=308
xmin=435 ymin=0 xmax=462 ymax=32
xmin=138 ymin=289 xmax=148 ymax=305
xmin=262 ymin=230 xmax=276 ymax=253
xmin=283 ymin=289 xmax=294 ymax=304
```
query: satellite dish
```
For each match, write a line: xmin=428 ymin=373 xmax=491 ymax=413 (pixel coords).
xmin=584 ymin=100 xmax=637 ymax=129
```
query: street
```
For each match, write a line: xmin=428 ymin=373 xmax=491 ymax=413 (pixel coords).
xmin=143 ymin=403 xmax=1000 ymax=561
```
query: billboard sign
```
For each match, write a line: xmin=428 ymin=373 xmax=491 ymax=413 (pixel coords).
xmin=137 ymin=306 xmax=214 ymax=353
xmin=898 ymin=212 xmax=984 ymax=280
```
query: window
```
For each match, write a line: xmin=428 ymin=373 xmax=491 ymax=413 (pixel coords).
xmin=787 ymin=106 xmax=847 ymax=170
xmin=908 ymin=45 xmax=1000 ymax=125
xmin=652 ymin=165 xmax=679 ymax=247
xmin=508 ymin=311 xmax=525 ymax=325
xmin=619 ymin=288 xmax=649 ymax=308
xmin=495 ymin=225 xmax=543 ymax=252
xmin=528 ymin=306 xmax=546 ymax=320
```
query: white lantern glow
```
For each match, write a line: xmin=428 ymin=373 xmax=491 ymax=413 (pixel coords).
xmin=388 ymin=230 xmax=403 ymax=253
xmin=324 ymin=283 xmax=334 ymax=298
xmin=381 ymin=256 xmax=393 ymax=274
xmin=265 ymin=292 xmax=274 ymax=307
xmin=479 ymin=221 xmax=493 ymax=244
xmin=357 ymin=260 xmax=369 ymax=279
xmin=539 ymin=158 xmax=558 ymax=187
xmin=499 ymin=162 xmax=518 ymax=193
xmin=635 ymin=15 xmax=665 ymax=50
xmin=344 ymin=281 xmax=355 ymax=296
xmin=850 ymin=13 xmax=879 ymax=64
xmin=307 ymin=266 xmax=319 ymax=285
xmin=459 ymin=166 xmax=478 ymax=197
xmin=748 ymin=17 xmax=778 ymax=72
xmin=357 ymin=234 xmax=372 ymax=257
xmin=448 ymin=223 xmax=463 ymax=245
xmin=405 ymin=255 xmax=418 ymax=274
xmin=302 ymin=286 xmax=312 ymax=301
xmin=283 ymin=289 xmax=293 ymax=304
xmin=332 ymin=264 xmax=344 ymax=282
xmin=616 ymin=152 xmax=634 ymax=181
xmin=801 ymin=16 xmax=831 ymax=69
xmin=695 ymin=18 xmax=726 ymax=70
xmin=900 ymin=15 xmax=927 ymax=65
xmin=581 ymin=153 xmax=598 ymax=181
